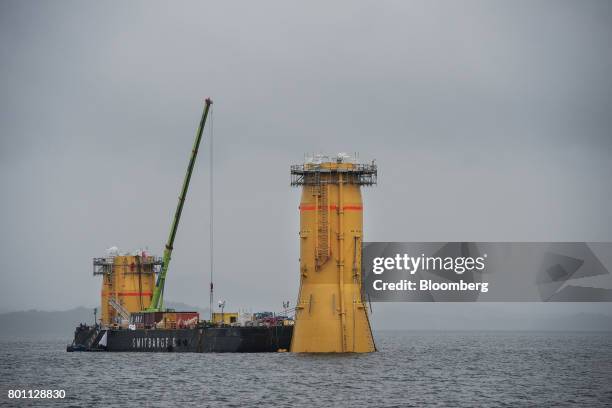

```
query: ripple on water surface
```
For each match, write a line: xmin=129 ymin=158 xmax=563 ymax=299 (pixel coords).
xmin=1 ymin=331 xmax=611 ymax=407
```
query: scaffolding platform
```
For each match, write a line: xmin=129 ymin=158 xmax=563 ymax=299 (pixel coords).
xmin=93 ymin=256 xmax=163 ymax=275
xmin=290 ymin=162 xmax=377 ymax=186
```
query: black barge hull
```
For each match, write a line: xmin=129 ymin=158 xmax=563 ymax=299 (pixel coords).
xmin=68 ymin=325 xmax=293 ymax=353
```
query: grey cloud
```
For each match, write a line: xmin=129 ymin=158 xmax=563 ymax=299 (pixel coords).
xmin=1 ymin=1 xmax=610 ymax=324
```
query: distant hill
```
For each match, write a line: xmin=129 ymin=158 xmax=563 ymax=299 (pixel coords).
xmin=532 ymin=312 xmax=612 ymax=332
xmin=0 ymin=302 xmax=210 ymax=341
xmin=164 ymin=301 xmax=209 ymax=316
xmin=1 ymin=304 xmax=611 ymax=341
xmin=0 ymin=307 xmax=94 ymax=340
xmin=369 ymin=303 xmax=612 ymax=332
xmin=373 ymin=311 xmax=612 ymax=332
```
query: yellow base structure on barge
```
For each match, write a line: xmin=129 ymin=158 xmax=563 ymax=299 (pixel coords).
xmin=94 ymin=251 xmax=161 ymax=326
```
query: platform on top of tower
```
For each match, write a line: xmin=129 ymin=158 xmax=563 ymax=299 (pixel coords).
xmin=290 ymin=153 xmax=377 ymax=186
xmin=93 ymin=254 xmax=163 ymax=275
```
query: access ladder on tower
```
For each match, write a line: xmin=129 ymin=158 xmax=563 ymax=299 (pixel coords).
xmin=316 ymin=184 xmax=330 ymax=268
xmin=108 ymin=297 xmax=131 ymax=321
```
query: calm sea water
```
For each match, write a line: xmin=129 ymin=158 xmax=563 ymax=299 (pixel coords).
xmin=1 ymin=331 xmax=611 ymax=407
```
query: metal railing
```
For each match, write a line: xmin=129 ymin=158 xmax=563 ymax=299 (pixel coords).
xmin=93 ymin=256 xmax=163 ymax=275
xmin=290 ymin=163 xmax=377 ymax=186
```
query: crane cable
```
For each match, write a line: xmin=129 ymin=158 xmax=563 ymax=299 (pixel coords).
xmin=209 ymin=106 xmax=214 ymax=321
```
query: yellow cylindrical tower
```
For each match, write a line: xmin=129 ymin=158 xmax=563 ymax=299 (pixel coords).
xmin=290 ymin=154 xmax=377 ymax=352
xmin=94 ymin=252 xmax=161 ymax=326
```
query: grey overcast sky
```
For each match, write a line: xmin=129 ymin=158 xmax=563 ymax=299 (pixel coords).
xmin=1 ymin=1 xmax=611 ymax=326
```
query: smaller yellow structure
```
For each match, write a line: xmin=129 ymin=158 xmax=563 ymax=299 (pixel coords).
xmin=212 ymin=312 xmax=239 ymax=325
xmin=94 ymin=250 xmax=162 ymax=326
